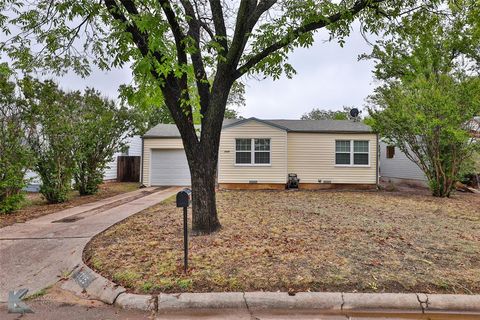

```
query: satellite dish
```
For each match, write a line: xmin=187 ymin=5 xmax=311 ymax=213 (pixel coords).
xmin=349 ymin=108 xmax=360 ymax=118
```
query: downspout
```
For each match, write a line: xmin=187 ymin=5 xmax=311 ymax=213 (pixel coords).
xmin=140 ymin=136 xmax=144 ymax=186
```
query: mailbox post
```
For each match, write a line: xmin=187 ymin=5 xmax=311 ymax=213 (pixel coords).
xmin=176 ymin=188 xmax=192 ymax=274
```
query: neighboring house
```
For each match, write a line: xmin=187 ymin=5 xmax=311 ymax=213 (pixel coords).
xmin=379 ymin=116 xmax=480 ymax=186
xmin=25 ymin=135 xmax=142 ymax=192
xmin=379 ymin=141 xmax=428 ymax=186
xmin=466 ymin=116 xmax=480 ymax=138
xmin=142 ymin=118 xmax=378 ymax=189
xmin=24 ymin=170 xmax=43 ymax=192
xmin=104 ymin=135 xmax=142 ymax=181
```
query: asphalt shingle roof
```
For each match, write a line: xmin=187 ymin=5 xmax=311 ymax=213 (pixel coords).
xmin=143 ymin=117 xmax=372 ymax=138
xmin=263 ymin=119 xmax=372 ymax=133
xmin=143 ymin=124 xmax=201 ymax=138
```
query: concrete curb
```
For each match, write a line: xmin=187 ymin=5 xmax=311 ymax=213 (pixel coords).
xmin=61 ymin=264 xmax=480 ymax=314
xmin=158 ymin=292 xmax=246 ymax=310
xmin=342 ymin=293 xmax=422 ymax=311
xmin=243 ymin=292 xmax=342 ymax=310
xmin=61 ymin=265 xmax=126 ymax=305
xmin=115 ymin=293 xmax=156 ymax=311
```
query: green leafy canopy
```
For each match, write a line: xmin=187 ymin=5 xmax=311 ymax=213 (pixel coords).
xmin=0 ymin=0 xmax=442 ymax=113
xmin=367 ymin=4 xmax=480 ymax=197
xmin=0 ymin=63 xmax=32 ymax=213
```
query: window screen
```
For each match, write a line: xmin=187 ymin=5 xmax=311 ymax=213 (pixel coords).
xmin=254 ymin=139 xmax=270 ymax=164
xmin=235 ymin=139 xmax=251 ymax=164
xmin=335 ymin=140 xmax=351 ymax=165
xmin=353 ymin=141 xmax=369 ymax=165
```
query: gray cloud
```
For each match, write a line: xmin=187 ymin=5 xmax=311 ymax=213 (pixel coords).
xmin=242 ymin=28 xmax=377 ymax=119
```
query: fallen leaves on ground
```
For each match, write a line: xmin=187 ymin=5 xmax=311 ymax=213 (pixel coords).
xmin=84 ymin=189 xmax=480 ymax=294
xmin=0 ymin=182 xmax=140 ymax=228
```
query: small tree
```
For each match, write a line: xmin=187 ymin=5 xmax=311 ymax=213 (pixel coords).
xmin=73 ymin=89 xmax=133 ymax=195
xmin=0 ymin=66 xmax=31 ymax=213
xmin=301 ymin=106 xmax=359 ymax=120
xmin=367 ymin=8 xmax=480 ymax=197
xmin=370 ymin=76 xmax=480 ymax=197
xmin=23 ymin=79 xmax=78 ymax=203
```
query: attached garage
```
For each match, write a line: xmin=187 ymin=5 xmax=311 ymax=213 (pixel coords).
xmin=150 ymin=149 xmax=191 ymax=186
xmin=141 ymin=124 xmax=196 ymax=187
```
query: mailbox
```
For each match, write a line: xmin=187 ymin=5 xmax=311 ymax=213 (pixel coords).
xmin=177 ymin=188 xmax=192 ymax=274
xmin=176 ymin=188 xmax=192 ymax=207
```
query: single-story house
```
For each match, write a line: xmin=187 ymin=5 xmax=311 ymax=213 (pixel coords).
xmin=141 ymin=118 xmax=378 ymax=189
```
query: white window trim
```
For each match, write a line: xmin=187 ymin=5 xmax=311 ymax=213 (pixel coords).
xmin=334 ymin=140 xmax=370 ymax=167
xmin=235 ymin=138 xmax=272 ymax=166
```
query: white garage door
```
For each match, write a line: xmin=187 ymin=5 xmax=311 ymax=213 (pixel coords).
xmin=151 ymin=149 xmax=191 ymax=186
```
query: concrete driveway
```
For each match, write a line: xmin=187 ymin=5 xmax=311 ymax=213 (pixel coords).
xmin=0 ymin=187 xmax=179 ymax=303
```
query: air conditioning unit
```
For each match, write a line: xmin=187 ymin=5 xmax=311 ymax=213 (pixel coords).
xmin=287 ymin=174 xmax=300 ymax=189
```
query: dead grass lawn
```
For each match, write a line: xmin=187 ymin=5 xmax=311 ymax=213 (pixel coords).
xmin=0 ymin=182 xmax=140 ymax=228
xmin=84 ymin=189 xmax=480 ymax=294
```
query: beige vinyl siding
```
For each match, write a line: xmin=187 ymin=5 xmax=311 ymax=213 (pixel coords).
xmin=218 ymin=120 xmax=287 ymax=184
xmin=142 ymin=138 xmax=184 ymax=186
xmin=287 ymin=132 xmax=377 ymax=184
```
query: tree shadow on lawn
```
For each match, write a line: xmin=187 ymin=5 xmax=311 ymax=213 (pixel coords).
xmin=84 ymin=189 xmax=480 ymax=294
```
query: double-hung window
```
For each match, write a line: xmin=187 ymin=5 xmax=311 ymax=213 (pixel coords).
xmin=335 ymin=140 xmax=370 ymax=166
xmin=235 ymin=138 xmax=271 ymax=165
xmin=335 ymin=140 xmax=351 ymax=165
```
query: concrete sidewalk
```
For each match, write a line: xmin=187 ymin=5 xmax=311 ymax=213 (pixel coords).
xmin=0 ymin=187 xmax=179 ymax=302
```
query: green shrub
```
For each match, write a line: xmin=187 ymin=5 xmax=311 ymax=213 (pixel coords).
xmin=22 ymin=78 xmax=77 ymax=204
xmin=0 ymin=67 xmax=31 ymax=213
xmin=73 ymin=88 xmax=132 ymax=196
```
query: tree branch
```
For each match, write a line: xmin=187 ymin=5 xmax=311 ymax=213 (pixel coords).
xmin=104 ymin=0 xmax=198 ymax=143
xmin=179 ymin=0 xmax=211 ymax=115
xmin=226 ymin=0 xmax=257 ymax=68
xmin=208 ymin=0 xmax=228 ymax=52
xmin=248 ymin=0 xmax=277 ymax=29
xmin=234 ymin=0 xmax=385 ymax=79
xmin=158 ymin=0 xmax=188 ymax=65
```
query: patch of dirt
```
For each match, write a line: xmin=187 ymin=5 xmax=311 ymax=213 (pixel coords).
xmin=31 ymin=284 xmax=105 ymax=307
xmin=0 ymin=182 xmax=140 ymax=228
xmin=84 ymin=190 xmax=480 ymax=294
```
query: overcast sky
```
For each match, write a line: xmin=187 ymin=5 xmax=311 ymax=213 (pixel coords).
xmin=52 ymin=26 xmax=378 ymax=120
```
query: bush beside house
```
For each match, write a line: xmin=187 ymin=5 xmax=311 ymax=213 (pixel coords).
xmin=0 ymin=75 xmax=136 ymax=212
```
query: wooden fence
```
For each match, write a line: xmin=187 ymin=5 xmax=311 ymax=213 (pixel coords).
xmin=117 ymin=156 xmax=141 ymax=182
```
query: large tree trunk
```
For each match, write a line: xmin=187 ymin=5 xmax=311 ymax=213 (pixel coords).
xmin=189 ymin=153 xmax=221 ymax=234
xmin=163 ymin=68 xmax=231 ymax=234
xmin=186 ymin=74 xmax=231 ymax=234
